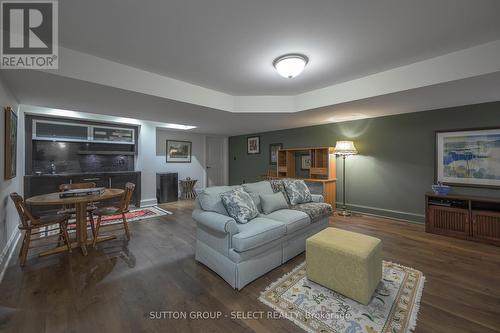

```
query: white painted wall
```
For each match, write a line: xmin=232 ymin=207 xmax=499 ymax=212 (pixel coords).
xmin=155 ymin=129 xmax=229 ymax=196
xmin=136 ymin=122 xmax=159 ymax=206
xmin=155 ymin=129 xmax=207 ymax=194
xmin=0 ymin=76 xmax=21 ymax=280
xmin=138 ymin=127 xmax=229 ymax=205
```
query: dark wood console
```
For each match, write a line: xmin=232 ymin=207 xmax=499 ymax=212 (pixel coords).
xmin=425 ymin=192 xmax=500 ymax=246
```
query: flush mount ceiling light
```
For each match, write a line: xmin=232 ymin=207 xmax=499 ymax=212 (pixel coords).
xmin=273 ymin=54 xmax=308 ymax=79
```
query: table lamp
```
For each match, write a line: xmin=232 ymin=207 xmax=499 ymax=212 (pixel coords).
xmin=334 ymin=141 xmax=358 ymax=216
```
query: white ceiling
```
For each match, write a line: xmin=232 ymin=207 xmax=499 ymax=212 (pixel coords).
xmin=2 ymin=0 xmax=500 ymax=135
xmin=59 ymin=0 xmax=500 ymax=95
xmin=4 ymin=70 xmax=500 ymax=136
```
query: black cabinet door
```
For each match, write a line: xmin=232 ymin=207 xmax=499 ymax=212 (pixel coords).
xmin=156 ymin=173 xmax=178 ymax=203
xmin=34 ymin=121 xmax=89 ymax=141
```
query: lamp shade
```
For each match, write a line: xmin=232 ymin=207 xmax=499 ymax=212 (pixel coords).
xmin=334 ymin=141 xmax=358 ymax=156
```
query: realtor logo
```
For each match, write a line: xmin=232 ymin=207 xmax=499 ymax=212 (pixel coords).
xmin=1 ymin=0 xmax=58 ymax=69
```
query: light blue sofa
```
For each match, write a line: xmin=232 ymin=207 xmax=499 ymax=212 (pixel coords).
xmin=192 ymin=181 xmax=331 ymax=290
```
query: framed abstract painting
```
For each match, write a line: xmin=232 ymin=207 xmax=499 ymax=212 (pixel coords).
xmin=247 ymin=136 xmax=260 ymax=154
xmin=436 ymin=128 xmax=500 ymax=188
xmin=4 ymin=106 xmax=17 ymax=180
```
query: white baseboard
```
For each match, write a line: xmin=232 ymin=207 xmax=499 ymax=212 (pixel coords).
xmin=140 ymin=198 xmax=158 ymax=207
xmin=0 ymin=229 xmax=21 ymax=283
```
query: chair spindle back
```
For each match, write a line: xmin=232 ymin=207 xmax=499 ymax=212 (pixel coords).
xmin=119 ymin=183 xmax=135 ymax=213
xmin=59 ymin=182 xmax=97 ymax=191
xmin=9 ymin=193 xmax=37 ymax=229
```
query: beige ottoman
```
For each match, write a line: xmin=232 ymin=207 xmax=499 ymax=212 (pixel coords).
xmin=306 ymin=227 xmax=382 ymax=305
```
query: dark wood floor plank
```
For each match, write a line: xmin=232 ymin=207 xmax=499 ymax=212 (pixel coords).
xmin=0 ymin=200 xmax=499 ymax=333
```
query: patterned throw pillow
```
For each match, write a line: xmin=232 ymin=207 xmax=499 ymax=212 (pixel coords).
xmin=281 ymin=179 xmax=313 ymax=205
xmin=269 ymin=179 xmax=290 ymax=204
xmin=220 ymin=188 xmax=259 ymax=224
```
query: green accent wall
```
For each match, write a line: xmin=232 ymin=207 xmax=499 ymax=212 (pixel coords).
xmin=229 ymin=102 xmax=500 ymax=223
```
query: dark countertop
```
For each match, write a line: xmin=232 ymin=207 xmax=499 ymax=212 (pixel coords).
xmin=25 ymin=171 xmax=141 ymax=178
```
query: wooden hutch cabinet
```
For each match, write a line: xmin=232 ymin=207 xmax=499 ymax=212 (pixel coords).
xmin=425 ymin=193 xmax=500 ymax=246
xmin=277 ymin=147 xmax=336 ymax=209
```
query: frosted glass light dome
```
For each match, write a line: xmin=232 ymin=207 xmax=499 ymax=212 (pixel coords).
xmin=273 ymin=54 xmax=308 ymax=79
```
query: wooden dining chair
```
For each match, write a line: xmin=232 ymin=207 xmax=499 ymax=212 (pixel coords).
xmin=10 ymin=193 xmax=72 ymax=266
xmin=92 ymin=183 xmax=135 ymax=247
xmin=59 ymin=182 xmax=98 ymax=237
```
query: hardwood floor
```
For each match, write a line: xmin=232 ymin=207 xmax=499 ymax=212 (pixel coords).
xmin=1 ymin=200 xmax=499 ymax=333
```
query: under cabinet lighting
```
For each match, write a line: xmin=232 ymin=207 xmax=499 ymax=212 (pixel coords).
xmin=161 ymin=123 xmax=197 ymax=130
xmin=31 ymin=108 xmax=197 ymax=131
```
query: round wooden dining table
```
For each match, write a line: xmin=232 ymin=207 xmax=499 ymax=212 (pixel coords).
xmin=26 ymin=188 xmax=124 ymax=256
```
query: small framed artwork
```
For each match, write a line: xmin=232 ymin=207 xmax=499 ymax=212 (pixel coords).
xmin=4 ymin=106 xmax=17 ymax=180
xmin=269 ymin=143 xmax=283 ymax=165
xmin=166 ymin=140 xmax=192 ymax=163
xmin=247 ymin=136 xmax=260 ymax=154
xmin=300 ymin=154 xmax=311 ymax=170
xmin=436 ymin=128 xmax=500 ymax=188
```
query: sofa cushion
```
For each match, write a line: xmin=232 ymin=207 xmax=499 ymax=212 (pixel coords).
xmin=242 ymin=181 xmax=274 ymax=195
xmin=259 ymin=192 xmax=289 ymax=214
xmin=232 ymin=217 xmax=286 ymax=252
xmin=198 ymin=185 xmax=240 ymax=216
xmin=264 ymin=209 xmax=310 ymax=234
xmin=220 ymin=188 xmax=259 ymax=224
xmin=248 ymin=193 xmax=263 ymax=213
xmin=243 ymin=182 xmax=274 ymax=213
xmin=282 ymin=179 xmax=313 ymax=205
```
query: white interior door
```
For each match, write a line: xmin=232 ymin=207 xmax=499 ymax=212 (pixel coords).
xmin=206 ymin=136 xmax=225 ymax=187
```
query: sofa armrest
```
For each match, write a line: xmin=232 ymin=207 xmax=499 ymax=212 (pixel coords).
xmin=192 ymin=209 xmax=239 ymax=234
xmin=311 ymin=194 xmax=324 ymax=203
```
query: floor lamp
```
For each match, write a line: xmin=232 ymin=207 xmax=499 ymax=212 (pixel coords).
xmin=334 ymin=141 xmax=358 ymax=217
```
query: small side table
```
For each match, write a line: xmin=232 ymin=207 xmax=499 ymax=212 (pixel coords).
xmin=180 ymin=179 xmax=198 ymax=199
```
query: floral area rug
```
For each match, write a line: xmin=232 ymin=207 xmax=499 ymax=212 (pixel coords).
xmin=38 ymin=206 xmax=172 ymax=238
xmin=259 ymin=261 xmax=425 ymax=333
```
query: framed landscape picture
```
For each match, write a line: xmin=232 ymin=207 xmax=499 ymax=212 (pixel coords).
xmin=166 ymin=140 xmax=192 ymax=163
xmin=269 ymin=143 xmax=282 ymax=165
xmin=4 ymin=106 xmax=17 ymax=180
xmin=436 ymin=128 xmax=500 ymax=188
xmin=247 ymin=136 xmax=260 ymax=154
